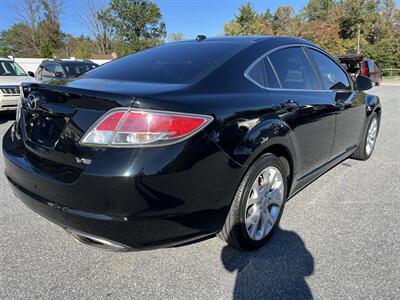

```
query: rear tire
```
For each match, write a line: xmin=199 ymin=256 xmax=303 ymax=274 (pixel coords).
xmin=218 ymin=153 xmax=288 ymax=250
xmin=351 ymin=112 xmax=379 ymax=160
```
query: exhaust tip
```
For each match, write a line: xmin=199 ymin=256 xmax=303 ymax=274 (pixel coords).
xmin=66 ymin=229 xmax=130 ymax=252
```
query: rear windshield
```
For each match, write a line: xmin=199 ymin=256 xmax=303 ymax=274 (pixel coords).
xmin=84 ymin=42 xmax=246 ymax=84
xmin=64 ymin=63 xmax=98 ymax=77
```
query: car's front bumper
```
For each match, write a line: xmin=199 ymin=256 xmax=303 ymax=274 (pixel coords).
xmin=3 ymin=125 xmax=243 ymax=250
xmin=0 ymin=95 xmax=19 ymax=111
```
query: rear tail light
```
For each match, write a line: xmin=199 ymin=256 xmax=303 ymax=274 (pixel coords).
xmin=361 ymin=62 xmax=368 ymax=76
xmin=80 ymin=109 xmax=213 ymax=147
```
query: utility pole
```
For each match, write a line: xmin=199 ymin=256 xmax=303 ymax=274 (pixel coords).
xmin=357 ymin=24 xmax=361 ymax=54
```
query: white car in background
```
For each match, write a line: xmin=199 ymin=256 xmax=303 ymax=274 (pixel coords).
xmin=0 ymin=58 xmax=35 ymax=112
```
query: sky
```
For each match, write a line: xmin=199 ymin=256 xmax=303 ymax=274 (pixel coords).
xmin=0 ymin=0 xmax=399 ymax=39
xmin=0 ymin=0 xmax=308 ymax=38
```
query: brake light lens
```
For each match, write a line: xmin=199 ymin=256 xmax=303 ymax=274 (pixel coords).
xmin=80 ymin=109 xmax=213 ymax=147
xmin=361 ymin=62 xmax=368 ymax=76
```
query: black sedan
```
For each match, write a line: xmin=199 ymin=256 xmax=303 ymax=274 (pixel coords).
xmin=3 ymin=36 xmax=381 ymax=251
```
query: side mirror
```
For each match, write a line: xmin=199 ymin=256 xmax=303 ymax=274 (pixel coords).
xmin=27 ymin=71 xmax=35 ymax=77
xmin=55 ymin=72 xmax=64 ymax=78
xmin=356 ymin=75 xmax=373 ymax=91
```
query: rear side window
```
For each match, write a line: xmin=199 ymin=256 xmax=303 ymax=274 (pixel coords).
xmin=248 ymin=60 xmax=266 ymax=87
xmin=65 ymin=63 xmax=97 ymax=77
xmin=307 ymin=49 xmax=351 ymax=90
xmin=247 ymin=58 xmax=280 ymax=88
xmin=85 ymin=42 xmax=246 ymax=84
xmin=269 ymin=47 xmax=319 ymax=90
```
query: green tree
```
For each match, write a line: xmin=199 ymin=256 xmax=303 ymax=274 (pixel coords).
xmin=235 ymin=2 xmax=257 ymax=33
xmin=2 ymin=0 xmax=64 ymax=57
xmin=302 ymin=0 xmax=337 ymax=21
xmin=224 ymin=3 xmax=273 ymax=36
xmin=38 ymin=0 xmax=63 ymax=57
xmin=65 ymin=35 xmax=93 ymax=59
xmin=75 ymin=43 xmax=92 ymax=59
xmin=339 ymin=0 xmax=380 ymax=42
xmin=272 ymin=6 xmax=297 ymax=36
xmin=78 ymin=0 xmax=116 ymax=56
xmin=168 ymin=32 xmax=185 ymax=42
xmin=0 ymin=23 xmax=34 ymax=57
xmin=224 ymin=0 xmax=399 ymax=69
xmin=39 ymin=39 xmax=53 ymax=58
xmin=105 ymin=0 xmax=166 ymax=56
xmin=299 ymin=3 xmax=345 ymax=53
xmin=0 ymin=31 xmax=12 ymax=57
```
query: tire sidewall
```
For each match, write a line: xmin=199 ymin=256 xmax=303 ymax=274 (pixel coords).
xmin=237 ymin=154 xmax=288 ymax=249
xmin=364 ymin=112 xmax=379 ymax=159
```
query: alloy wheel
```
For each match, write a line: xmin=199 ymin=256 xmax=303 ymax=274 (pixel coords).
xmin=366 ymin=117 xmax=378 ymax=156
xmin=245 ymin=166 xmax=284 ymax=241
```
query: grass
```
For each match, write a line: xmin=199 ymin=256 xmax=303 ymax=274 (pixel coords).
xmin=382 ymin=76 xmax=400 ymax=80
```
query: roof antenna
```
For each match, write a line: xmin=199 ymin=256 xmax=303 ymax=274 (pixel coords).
xmin=196 ymin=35 xmax=206 ymax=42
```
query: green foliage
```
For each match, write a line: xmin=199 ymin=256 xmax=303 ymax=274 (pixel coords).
xmin=0 ymin=23 xmax=35 ymax=57
xmin=75 ymin=44 xmax=92 ymax=59
xmin=224 ymin=3 xmax=273 ymax=35
xmin=1 ymin=0 xmax=398 ymax=69
xmin=0 ymin=30 xmax=14 ymax=57
xmin=39 ymin=39 xmax=54 ymax=58
xmin=1 ymin=0 xmax=166 ymax=58
xmin=168 ymin=32 xmax=185 ymax=42
xmin=364 ymin=38 xmax=399 ymax=68
xmin=68 ymin=36 xmax=93 ymax=59
xmin=39 ymin=0 xmax=63 ymax=57
xmin=105 ymin=0 xmax=166 ymax=55
xmin=302 ymin=0 xmax=336 ymax=21
xmin=224 ymin=1 xmax=400 ymax=67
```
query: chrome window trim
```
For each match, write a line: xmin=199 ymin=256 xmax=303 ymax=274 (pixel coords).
xmin=266 ymin=55 xmax=282 ymax=88
xmin=244 ymin=43 xmax=354 ymax=92
xmin=301 ymin=46 xmax=323 ymax=89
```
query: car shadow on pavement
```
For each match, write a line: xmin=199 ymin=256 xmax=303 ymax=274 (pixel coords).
xmin=221 ymin=228 xmax=314 ymax=299
xmin=0 ymin=111 xmax=16 ymax=125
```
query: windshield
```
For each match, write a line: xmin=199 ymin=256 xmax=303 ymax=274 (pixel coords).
xmin=64 ymin=63 xmax=98 ymax=77
xmin=84 ymin=41 xmax=246 ymax=84
xmin=0 ymin=61 xmax=27 ymax=76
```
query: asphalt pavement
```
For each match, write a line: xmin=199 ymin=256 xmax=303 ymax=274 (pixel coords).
xmin=0 ymin=84 xmax=399 ymax=299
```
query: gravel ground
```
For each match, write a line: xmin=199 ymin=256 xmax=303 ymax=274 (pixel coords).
xmin=0 ymin=85 xmax=399 ymax=299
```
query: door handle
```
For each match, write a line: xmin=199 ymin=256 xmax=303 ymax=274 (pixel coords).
xmin=281 ymin=100 xmax=299 ymax=113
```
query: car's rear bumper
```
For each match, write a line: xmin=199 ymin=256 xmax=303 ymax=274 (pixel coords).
xmin=3 ymin=125 xmax=243 ymax=250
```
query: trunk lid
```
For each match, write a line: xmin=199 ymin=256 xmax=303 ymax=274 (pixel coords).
xmin=18 ymin=81 xmax=136 ymax=172
xmin=18 ymin=79 xmax=191 ymax=173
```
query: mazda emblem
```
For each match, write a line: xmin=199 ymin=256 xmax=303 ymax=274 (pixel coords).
xmin=26 ymin=94 xmax=40 ymax=111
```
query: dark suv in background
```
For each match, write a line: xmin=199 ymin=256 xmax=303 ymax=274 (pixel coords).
xmin=29 ymin=60 xmax=99 ymax=83
xmin=337 ymin=54 xmax=382 ymax=85
xmin=360 ymin=59 xmax=382 ymax=85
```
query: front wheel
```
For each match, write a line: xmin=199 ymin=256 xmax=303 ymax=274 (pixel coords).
xmin=218 ymin=153 xmax=287 ymax=250
xmin=352 ymin=112 xmax=380 ymax=160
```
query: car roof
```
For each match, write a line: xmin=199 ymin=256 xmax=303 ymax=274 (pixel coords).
xmin=41 ymin=60 xmax=97 ymax=66
xmin=190 ymin=36 xmax=271 ymax=42
xmin=179 ymin=35 xmax=314 ymax=45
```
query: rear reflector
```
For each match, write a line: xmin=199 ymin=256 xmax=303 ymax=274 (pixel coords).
xmin=80 ymin=109 xmax=213 ymax=147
